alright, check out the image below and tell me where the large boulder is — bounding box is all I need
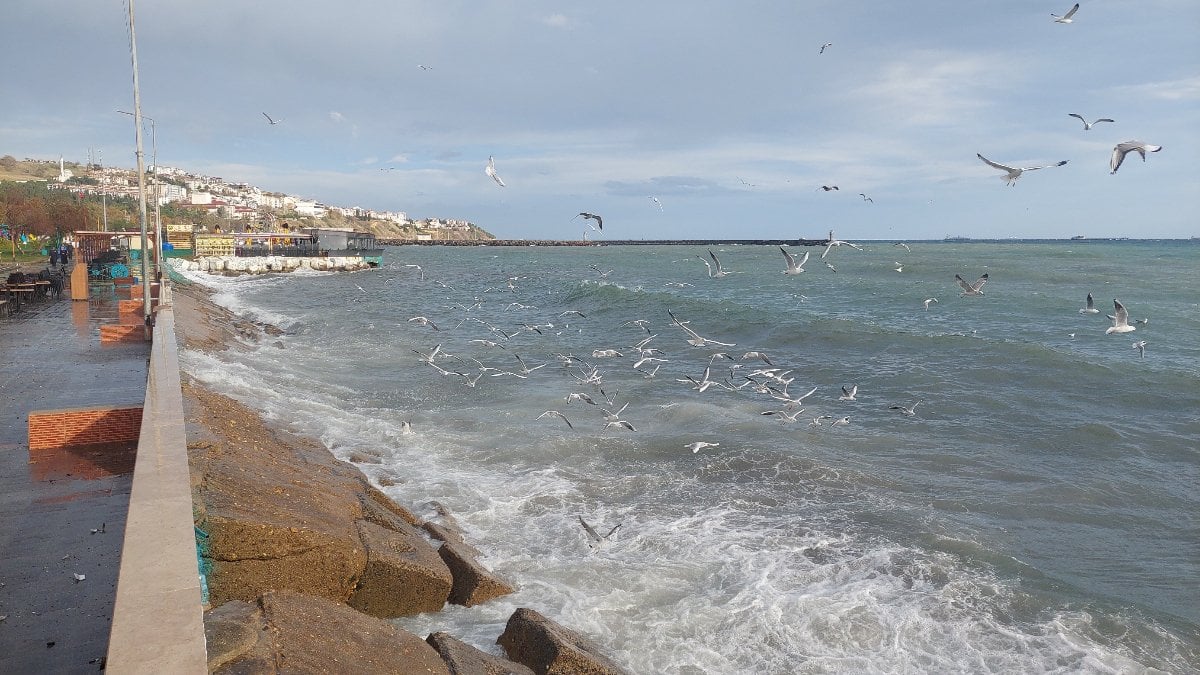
[187,382,449,616]
[427,631,535,675]
[439,540,516,608]
[205,591,449,674]
[347,520,453,617]
[497,608,628,675]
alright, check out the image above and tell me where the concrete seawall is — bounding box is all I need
[106,305,208,673]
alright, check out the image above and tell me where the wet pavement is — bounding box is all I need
[0,275,151,673]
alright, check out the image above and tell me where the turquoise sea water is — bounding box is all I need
[176,240,1199,674]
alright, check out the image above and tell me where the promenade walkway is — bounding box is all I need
[0,279,150,673]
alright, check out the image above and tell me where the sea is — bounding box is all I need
[172,240,1199,674]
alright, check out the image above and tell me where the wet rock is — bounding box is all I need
[206,591,449,674]
[347,520,453,617]
[439,540,515,607]
[497,608,628,675]
[427,631,535,675]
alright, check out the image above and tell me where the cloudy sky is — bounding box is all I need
[3,1,1198,240]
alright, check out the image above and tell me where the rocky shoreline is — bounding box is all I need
[173,284,629,674]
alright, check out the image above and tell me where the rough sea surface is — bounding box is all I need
[175,241,1199,674]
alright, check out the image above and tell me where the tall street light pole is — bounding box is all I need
[125,0,151,328]
[118,110,162,284]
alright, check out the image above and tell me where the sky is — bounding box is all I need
[2,1,1198,240]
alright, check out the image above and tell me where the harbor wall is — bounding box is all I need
[106,305,208,674]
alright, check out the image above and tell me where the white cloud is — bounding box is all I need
[540,13,572,29]
[849,51,1018,127]
[1111,75,1200,101]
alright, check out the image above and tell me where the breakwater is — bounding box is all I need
[380,238,831,247]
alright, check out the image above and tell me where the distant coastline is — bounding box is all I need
[379,237,1198,247]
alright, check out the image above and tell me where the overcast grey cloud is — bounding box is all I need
[2,0,1197,239]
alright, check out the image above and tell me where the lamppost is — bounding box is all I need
[118,109,162,283]
[125,0,151,328]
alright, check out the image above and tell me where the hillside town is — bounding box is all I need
[11,155,491,242]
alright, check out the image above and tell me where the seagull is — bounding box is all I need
[742,351,774,366]
[73,573,86,583]
[955,273,989,297]
[485,156,506,187]
[604,415,633,429]
[701,250,730,278]
[1110,141,1163,174]
[895,242,911,253]
[818,185,839,192]
[894,262,904,273]
[809,415,835,427]
[1132,340,1147,357]
[889,401,922,416]
[830,416,851,428]
[780,246,809,275]
[1068,113,1114,130]
[1135,317,1149,325]
[821,237,862,259]
[262,112,281,125]
[1105,299,1137,334]
[537,410,574,429]
[859,193,873,203]
[576,212,603,231]
[408,316,440,330]
[649,196,663,211]
[977,153,1069,186]
[924,298,939,310]
[819,42,833,54]
[1079,293,1100,314]
[417,64,433,70]
[686,441,720,454]
[824,261,837,273]
[578,516,621,547]
[1051,3,1080,22]
[839,385,858,401]
[737,176,757,188]
[565,392,596,405]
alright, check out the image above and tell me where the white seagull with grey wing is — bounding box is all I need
[977,153,1069,186]
[1051,3,1080,23]
[485,156,506,187]
[1110,141,1162,174]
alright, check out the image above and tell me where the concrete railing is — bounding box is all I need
[106,304,207,673]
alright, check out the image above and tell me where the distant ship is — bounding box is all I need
[1071,235,1086,240]
[944,235,971,242]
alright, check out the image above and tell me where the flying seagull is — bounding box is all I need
[686,441,720,454]
[576,212,603,231]
[1068,113,1114,130]
[859,193,873,203]
[649,196,663,211]
[1105,299,1136,334]
[485,156,506,187]
[977,153,1069,186]
[819,42,833,54]
[780,246,809,275]
[578,516,621,547]
[1079,293,1100,314]
[701,249,730,278]
[818,185,839,192]
[889,401,922,416]
[1110,141,1163,174]
[537,410,574,429]
[1051,3,1080,23]
[955,273,989,297]
[839,385,858,401]
[262,112,281,125]
[1132,340,1147,358]
[923,297,939,310]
